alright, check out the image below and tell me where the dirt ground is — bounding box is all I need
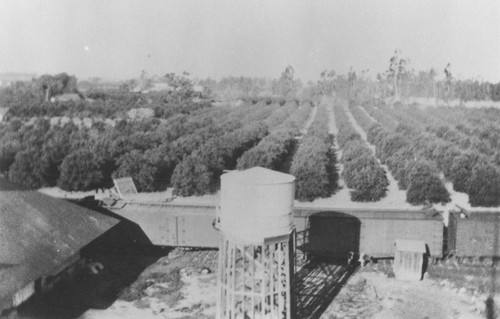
[76,249,496,319]
[80,249,218,319]
[322,269,488,319]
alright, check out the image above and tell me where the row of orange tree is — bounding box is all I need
[290,105,338,201]
[361,101,500,207]
[360,102,500,206]
[170,101,302,196]
[352,102,451,205]
[0,99,278,191]
[235,101,313,171]
[333,103,389,202]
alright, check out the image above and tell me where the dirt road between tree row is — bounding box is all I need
[342,101,408,205]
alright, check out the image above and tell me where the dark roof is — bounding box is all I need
[0,178,119,301]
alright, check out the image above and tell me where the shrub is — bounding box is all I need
[467,163,500,207]
[113,150,158,192]
[367,124,388,147]
[213,122,269,170]
[341,141,371,163]
[171,122,269,195]
[406,162,450,205]
[441,147,462,178]
[306,106,331,142]
[38,124,78,186]
[236,128,296,170]
[333,103,387,201]
[291,136,336,201]
[171,155,213,196]
[0,138,21,173]
[144,144,177,190]
[290,105,338,201]
[58,148,104,191]
[449,152,483,193]
[336,128,361,149]
[425,141,454,172]
[342,155,379,188]
[379,134,411,164]
[349,164,389,202]
[348,104,376,132]
[8,147,44,189]
[385,147,416,190]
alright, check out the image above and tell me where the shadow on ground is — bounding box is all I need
[295,257,358,319]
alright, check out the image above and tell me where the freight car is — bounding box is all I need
[106,201,444,259]
[293,207,443,259]
[107,201,220,248]
[447,211,500,260]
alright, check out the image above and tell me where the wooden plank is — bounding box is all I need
[271,242,277,319]
[263,244,267,317]
[278,242,284,318]
[251,245,255,319]
[230,242,236,319]
[241,244,245,316]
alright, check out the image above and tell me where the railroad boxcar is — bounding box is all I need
[109,202,443,259]
[447,211,500,257]
[110,201,220,248]
[294,207,443,258]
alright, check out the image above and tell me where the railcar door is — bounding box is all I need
[307,211,360,258]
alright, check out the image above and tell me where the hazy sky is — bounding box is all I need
[0,0,499,82]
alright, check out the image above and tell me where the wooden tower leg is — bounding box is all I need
[217,233,295,319]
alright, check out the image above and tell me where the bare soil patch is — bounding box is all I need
[74,249,496,319]
[321,264,488,319]
[81,249,218,319]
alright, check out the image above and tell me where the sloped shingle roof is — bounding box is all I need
[0,178,119,301]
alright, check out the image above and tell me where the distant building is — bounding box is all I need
[131,81,205,97]
[149,82,170,92]
[0,178,119,314]
[76,81,93,92]
[50,93,83,103]
[0,107,9,122]
[0,73,36,87]
[192,85,203,94]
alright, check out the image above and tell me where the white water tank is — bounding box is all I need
[219,167,295,243]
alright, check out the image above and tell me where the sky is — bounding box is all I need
[0,0,499,82]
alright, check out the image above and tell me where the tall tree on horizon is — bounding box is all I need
[430,68,437,105]
[387,49,409,102]
[318,69,336,96]
[444,63,453,102]
[274,65,301,98]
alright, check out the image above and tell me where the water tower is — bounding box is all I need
[216,167,296,319]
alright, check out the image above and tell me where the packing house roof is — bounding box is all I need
[0,178,119,302]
